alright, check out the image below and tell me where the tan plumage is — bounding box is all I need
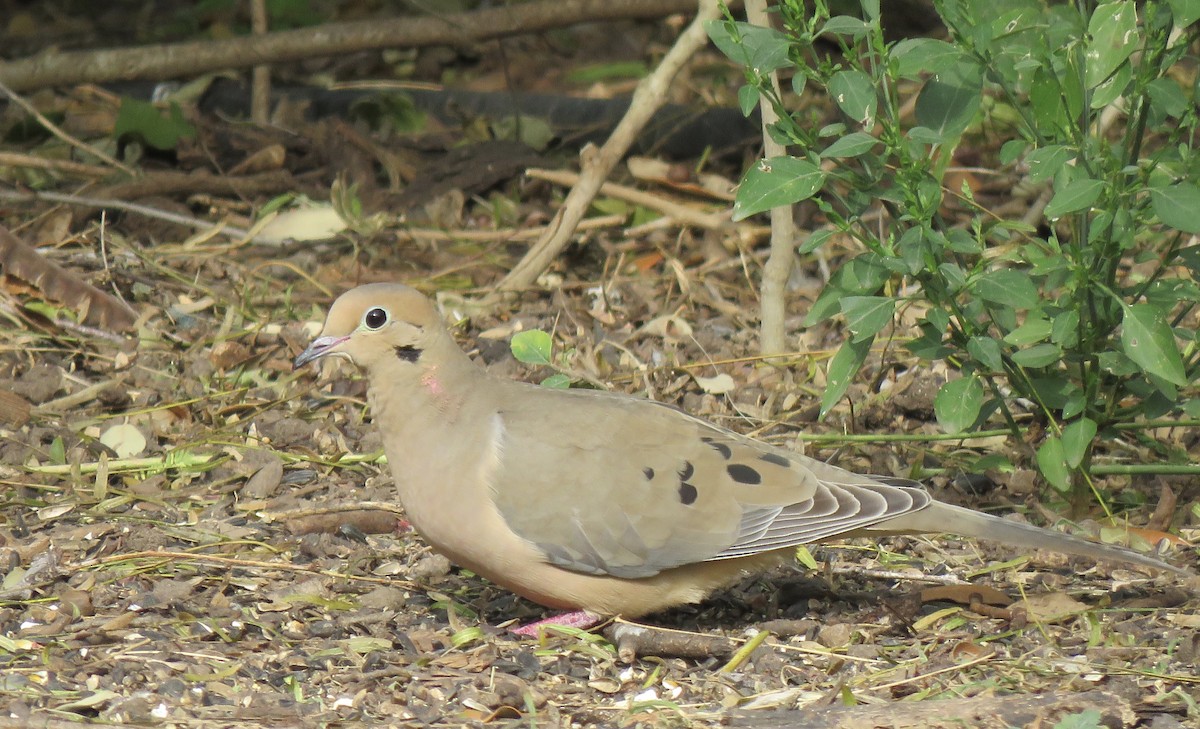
[294,283,1189,619]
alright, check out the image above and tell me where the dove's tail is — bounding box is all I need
[869,500,1191,575]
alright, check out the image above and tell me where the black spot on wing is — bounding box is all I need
[394,345,421,362]
[759,452,791,468]
[643,467,654,480]
[676,461,698,505]
[701,437,732,460]
[678,461,694,482]
[727,463,762,485]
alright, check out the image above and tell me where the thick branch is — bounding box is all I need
[0,0,696,93]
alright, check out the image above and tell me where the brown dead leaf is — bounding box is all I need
[920,584,1011,607]
[1018,592,1091,623]
[0,388,32,427]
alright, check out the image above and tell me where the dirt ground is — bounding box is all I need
[1,4,1198,728]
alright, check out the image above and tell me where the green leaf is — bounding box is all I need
[114,98,196,151]
[967,336,1003,373]
[1120,303,1188,386]
[828,69,877,127]
[1044,177,1104,219]
[805,254,891,325]
[1061,417,1097,469]
[1036,437,1071,493]
[1010,343,1062,368]
[1050,310,1080,346]
[1004,316,1052,345]
[1167,0,1200,27]
[1053,709,1105,729]
[540,373,572,389]
[935,375,984,434]
[819,15,870,39]
[1062,389,1087,420]
[971,269,1039,309]
[999,139,1028,166]
[820,337,872,419]
[892,38,963,77]
[1084,2,1138,89]
[733,156,826,221]
[840,296,895,343]
[1150,183,1200,233]
[798,228,835,255]
[1089,60,1131,109]
[821,132,879,158]
[794,545,820,570]
[49,436,66,466]
[510,330,553,365]
[914,65,982,142]
[1029,68,1066,137]
[1146,78,1189,118]
[737,84,760,116]
[705,21,793,73]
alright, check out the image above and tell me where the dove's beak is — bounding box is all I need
[293,334,350,370]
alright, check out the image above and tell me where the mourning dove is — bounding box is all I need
[295,284,1189,630]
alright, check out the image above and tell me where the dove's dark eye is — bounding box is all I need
[363,307,389,330]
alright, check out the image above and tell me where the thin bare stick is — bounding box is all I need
[250,0,270,124]
[0,151,112,178]
[527,168,730,231]
[399,213,627,243]
[0,188,252,239]
[0,79,137,176]
[493,0,725,296]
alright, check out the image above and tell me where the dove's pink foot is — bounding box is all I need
[510,610,602,637]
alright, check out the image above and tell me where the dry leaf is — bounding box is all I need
[253,205,347,244]
[693,373,736,394]
[99,423,147,458]
[1019,592,1090,623]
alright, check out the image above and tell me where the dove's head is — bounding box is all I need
[293,283,447,371]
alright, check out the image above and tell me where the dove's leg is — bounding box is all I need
[510,610,603,637]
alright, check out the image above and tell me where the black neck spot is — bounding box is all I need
[394,345,421,363]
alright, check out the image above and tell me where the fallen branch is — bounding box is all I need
[494,0,725,295]
[0,0,697,93]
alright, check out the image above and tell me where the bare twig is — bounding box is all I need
[250,0,270,124]
[527,167,730,231]
[0,151,113,178]
[0,79,137,176]
[0,188,253,239]
[399,213,627,243]
[0,0,698,93]
[493,0,725,296]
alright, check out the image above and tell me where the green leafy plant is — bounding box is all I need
[709,0,1200,505]
[510,330,573,388]
[114,98,196,151]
